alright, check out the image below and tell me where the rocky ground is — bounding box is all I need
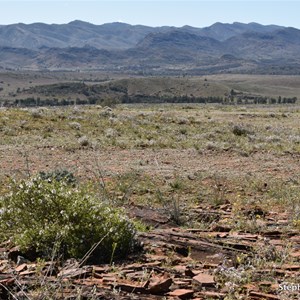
[0,204,300,299]
[1,148,300,299]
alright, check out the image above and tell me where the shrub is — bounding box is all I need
[232,124,251,136]
[30,108,43,118]
[69,121,81,130]
[78,135,89,146]
[0,176,136,263]
[39,169,77,185]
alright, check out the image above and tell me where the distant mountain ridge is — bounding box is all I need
[0,20,286,50]
[196,22,284,41]
[1,21,300,74]
[0,20,171,50]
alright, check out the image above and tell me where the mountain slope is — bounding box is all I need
[197,22,283,41]
[0,21,171,50]
[0,21,300,74]
[133,30,224,64]
[224,27,300,60]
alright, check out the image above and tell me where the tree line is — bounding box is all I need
[0,94,297,107]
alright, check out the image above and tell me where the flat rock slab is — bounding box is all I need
[280,264,300,271]
[15,263,27,273]
[169,289,194,299]
[249,291,280,299]
[193,273,215,287]
[116,282,147,294]
[290,250,300,258]
[148,277,173,294]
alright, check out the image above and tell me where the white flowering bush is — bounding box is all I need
[0,176,136,263]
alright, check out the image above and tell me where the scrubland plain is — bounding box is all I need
[0,73,300,299]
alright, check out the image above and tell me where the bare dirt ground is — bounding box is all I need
[1,146,300,181]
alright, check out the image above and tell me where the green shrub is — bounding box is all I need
[0,176,136,263]
[39,169,77,185]
[232,124,251,136]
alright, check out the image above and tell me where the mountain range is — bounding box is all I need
[1,20,300,74]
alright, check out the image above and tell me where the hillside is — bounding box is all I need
[1,72,299,107]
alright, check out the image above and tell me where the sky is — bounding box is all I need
[0,1,299,29]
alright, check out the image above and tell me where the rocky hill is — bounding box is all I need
[0,21,300,74]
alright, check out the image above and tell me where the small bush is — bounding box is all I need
[69,121,81,130]
[232,124,251,136]
[39,169,77,185]
[78,135,89,146]
[0,176,136,263]
[30,109,43,119]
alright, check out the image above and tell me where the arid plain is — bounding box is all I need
[0,72,300,299]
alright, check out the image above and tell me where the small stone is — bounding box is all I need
[187,174,196,180]
[173,265,186,273]
[19,270,36,276]
[199,291,226,299]
[15,263,27,273]
[169,289,194,299]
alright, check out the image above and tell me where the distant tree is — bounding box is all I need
[278,96,282,104]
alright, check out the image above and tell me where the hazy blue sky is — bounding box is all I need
[0,1,299,28]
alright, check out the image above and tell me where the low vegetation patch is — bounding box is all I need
[0,175,137,263]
